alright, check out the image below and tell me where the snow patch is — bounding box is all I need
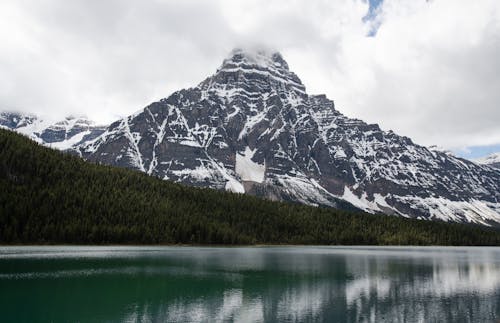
[179,139,202,147]
[474,152,500,166]
[238,112,266,140]
[171,165,212,181]
[48,130,91,150]
[225,179,245,193]
[341,187,376,212]
[235,147,265,183]
[334,148,347,159]
[340,187,401,215]
[395,195,500,226]
[275,175,336,207]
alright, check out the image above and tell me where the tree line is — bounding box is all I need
[1,128,500,245]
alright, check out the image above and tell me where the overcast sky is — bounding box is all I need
[1,0,499,157]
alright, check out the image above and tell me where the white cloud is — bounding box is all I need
[0,0,499,150]
[323,0,500,149]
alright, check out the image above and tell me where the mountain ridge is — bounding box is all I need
[475,152,500,170]
[0,111,106,150]
[73,49,500,226]
[2,49,499,226]
[2,127,500,245]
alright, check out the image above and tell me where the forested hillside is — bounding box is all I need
[1,128,500,245]
[75,49,500,224]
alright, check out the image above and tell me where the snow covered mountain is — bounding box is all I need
[0,111,106,150]
[75,48,500,226]
[475,153,500,170]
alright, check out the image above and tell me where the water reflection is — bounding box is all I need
[0,246,499,322]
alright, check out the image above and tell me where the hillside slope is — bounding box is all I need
[78,49,500,225]
[1,129,500,245]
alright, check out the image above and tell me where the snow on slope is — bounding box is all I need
[62,48,500,226]
[0,111,106,150]
[475,152,500,170]
[236,147,265,183]
[48,130,92,150]
[0,111,54,143]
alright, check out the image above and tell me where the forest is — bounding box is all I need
[1,128,500,245]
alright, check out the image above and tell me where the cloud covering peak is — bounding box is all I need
[0,0,499,152]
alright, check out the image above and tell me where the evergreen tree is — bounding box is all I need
[1,128,500,245]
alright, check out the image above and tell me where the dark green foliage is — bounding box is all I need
[1,128,500,245]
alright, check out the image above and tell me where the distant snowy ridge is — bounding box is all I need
[474,152,500,170]
[0,111,106,150]
[72,48,500,226]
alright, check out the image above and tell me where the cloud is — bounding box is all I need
[0,0,499,151]
[324,0,500,149]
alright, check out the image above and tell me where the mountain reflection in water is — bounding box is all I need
[0,246,499,322]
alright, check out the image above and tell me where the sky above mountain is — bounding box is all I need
[0,0,499,155]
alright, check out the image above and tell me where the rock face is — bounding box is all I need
[75,49,500,225]
[0,111,106,150]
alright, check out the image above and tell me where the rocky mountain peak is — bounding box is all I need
[222,48,289,71]
[200,48,306,97]
[72,49,500,226]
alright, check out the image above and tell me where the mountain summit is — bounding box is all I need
[72,49,500,225]
[200,47,307,100]
[221,48,291,70]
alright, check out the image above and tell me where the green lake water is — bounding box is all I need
[0,246,499,322]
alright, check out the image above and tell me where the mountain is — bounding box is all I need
[76,48,500,226]
[3,128,500,245]
[475,153,500,170]
[427,145,454,156]
[0,111,106,150]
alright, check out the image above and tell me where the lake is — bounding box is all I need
[0,246,499,322]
